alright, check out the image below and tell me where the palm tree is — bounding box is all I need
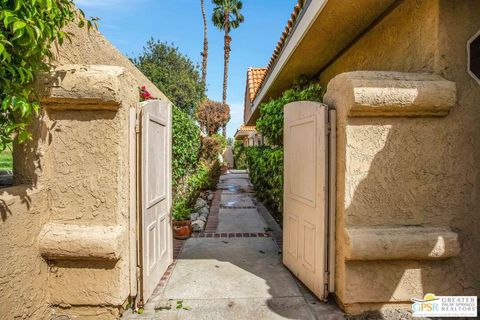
[200,0,208,85]
[212,0,244,137]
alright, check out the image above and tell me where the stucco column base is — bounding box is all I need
[335,299,414,318]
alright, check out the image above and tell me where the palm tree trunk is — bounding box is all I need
[222,13,230,138]
[222,33,231,137]
[201,0,208,85]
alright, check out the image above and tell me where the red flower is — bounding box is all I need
[139,86,154,101]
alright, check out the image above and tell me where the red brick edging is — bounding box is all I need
[153,237,185,293]
[156,261,176,290]
[204,189,221,232]
[193,232,271,238]
[173,238,185,259]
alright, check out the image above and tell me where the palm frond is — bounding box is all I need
[211,0,244,32]
[212,7,225,29]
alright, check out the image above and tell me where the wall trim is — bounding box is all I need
[344,226,460,261]
[37,64,133,111]
[38,223,124,261]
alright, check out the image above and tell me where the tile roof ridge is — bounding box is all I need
[253,0,306,101]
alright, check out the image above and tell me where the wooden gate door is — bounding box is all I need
[140,100,173,302]
[283,101,335,300]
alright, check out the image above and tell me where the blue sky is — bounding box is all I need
[74,0,294,138]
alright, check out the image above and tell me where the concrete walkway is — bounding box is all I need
[124,171,344,320]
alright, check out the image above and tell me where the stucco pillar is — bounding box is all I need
[324,71,462,315]
[34,65,138,319]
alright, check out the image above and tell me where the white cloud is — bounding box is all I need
[74,0,134,10]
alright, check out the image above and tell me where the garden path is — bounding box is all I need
[124,170,344,320]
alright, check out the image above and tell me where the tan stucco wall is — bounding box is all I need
[223,146,234,168]
[1,65,138,320]
[0,187,50,320]
[321,0,480,315]
[0,17,172,318]
[319,0,441,86]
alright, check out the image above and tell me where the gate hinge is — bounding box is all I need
[326,122,331,136]
[324,271,330,284]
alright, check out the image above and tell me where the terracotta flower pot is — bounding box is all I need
[173,220,192,240]
[221,165,229,174]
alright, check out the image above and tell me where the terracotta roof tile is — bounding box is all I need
[253,0,306,101]
[246,67,268,102]
[238,124,257,132]
[235,124,257,139]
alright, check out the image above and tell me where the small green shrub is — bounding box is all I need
[233,140,247,169]
[205,160,221,190]
[172,160,221,221]
[172,197,191,221]
[256,83,324,146]
[246,146,283,214]
[186,163,210,199]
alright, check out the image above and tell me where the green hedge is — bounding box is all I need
[233,140,247,169]
[256,83,324,146]
[172,106,201,193]
[246,146,283,213]
[171,106,221,220]
[186,161,221,196]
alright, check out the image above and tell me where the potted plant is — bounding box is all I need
[220,163,229,175]
[172,199,193,240]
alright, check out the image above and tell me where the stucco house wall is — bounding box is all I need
[0,20,171,320]
[320,0,480,314]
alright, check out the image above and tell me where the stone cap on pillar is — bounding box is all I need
[324,71,457,117]
[37,64,137,111]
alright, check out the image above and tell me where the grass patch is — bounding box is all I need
[0,146,13,171]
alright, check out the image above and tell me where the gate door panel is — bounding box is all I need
[140,100,173,302]
[283,101,331,300]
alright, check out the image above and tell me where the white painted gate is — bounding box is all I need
[283,101,335,300]
[140,100,173,302]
